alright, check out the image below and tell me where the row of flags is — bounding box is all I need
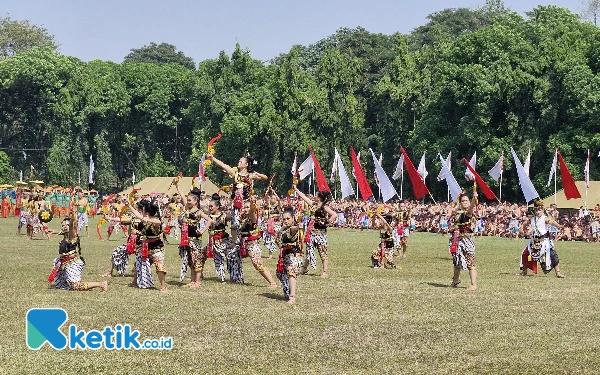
[292,146,595,204]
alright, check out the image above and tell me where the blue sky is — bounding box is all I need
[3,0,582,64]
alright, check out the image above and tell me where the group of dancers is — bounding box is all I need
[42,150,567,301]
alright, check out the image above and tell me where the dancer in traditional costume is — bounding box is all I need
[205,193,244,284]
[519,202,565,278]
[371,213,397,269]
[75,191,89,237]
[449,192,478,291]
[262,188,282,259]
[276,207,304,304]
[293,186,337,278]
[48,214,107,292]
[126,200,167,291]
[175,182,209,287]
[208,154,267,243]
[393,202,411,258]
[239,199,277,287]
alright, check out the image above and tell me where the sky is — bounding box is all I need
[3,0,583,64]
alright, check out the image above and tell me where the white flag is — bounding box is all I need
[585,149,590,189]
[132,172,136,186]
[417,152,428,180]
[523,149,531,177]
[488,153,504,182]
[370,149,398,202]
[392,155,404,180]
[546,149,557,187]
[330,151,339,183]
[511,148,539,203]
[291,152,297,176]
[88,155,95,184]
[298,154,314,180]
[19,170,23,182]
[439,154,463,202]
[198,154,206,184]
[465,152,477,181]
[335,149,354,199]
[437,152,451,181]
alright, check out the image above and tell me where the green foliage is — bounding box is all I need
[123,42,195,70]
[0,7,598,199]
[0,16,58,59]
[0,151,11,183]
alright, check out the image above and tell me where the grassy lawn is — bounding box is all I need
[1,216,599,374]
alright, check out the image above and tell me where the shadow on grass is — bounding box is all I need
[261,292,287,301]
[424,282,453,288]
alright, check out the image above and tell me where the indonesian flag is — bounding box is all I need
[335,148,354,199]
[417,152,428,179]
[198,154,206,184]
[350,147,373,201]
[392,155,404,180]
[88,155,95,184]
[400,147,430,200]
[523,149,531,177]
[585,149,590,189]
[330,151,339,183]
[370,149,398,202]
[465,152,477,181]
[511,148,539,203]
[439,154,462,202]
[309,147,331,192]
[298,154,314,180]
[437,152,451,181]
[546,149,557,188]
[557,150,581,199]
[462,158,498,200]
[488,152,504,183]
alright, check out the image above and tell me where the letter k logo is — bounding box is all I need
[26,308,68,350]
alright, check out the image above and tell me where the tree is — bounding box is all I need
[0,16,59,59]
[581,0,600,25]
[0,151,11,183]
[123,42,195,70]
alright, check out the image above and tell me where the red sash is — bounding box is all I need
[267,218,276,235]
[449,230,460,254]
[180,222,189,247]
[233,192,243,209]
[304,220,314,243]
[207,232,226,258]
[141,240,149,260]
[48,256,75,282]
[396,224,404,236]
[521,248,538,274]
[126,234,137,254]
[163,225,171,235]
[276,252,284,273]
[380,242,386,262]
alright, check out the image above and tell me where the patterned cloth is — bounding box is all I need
[179,238,206,281]
[305,231,328,270]
[262,223,282,255]
[276,253,303,299]
[77,212,89,230]
[135,251,166,289]
[449,237,475,270]
[212,238,244,283]
[53,258,86,290]
[111,244,130,276]
[246,240,265,272]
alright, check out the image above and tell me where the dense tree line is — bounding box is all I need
[0,3,598,202]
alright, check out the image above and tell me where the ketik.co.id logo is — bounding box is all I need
[26,308,172,350]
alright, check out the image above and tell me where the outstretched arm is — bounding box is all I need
[209,156,236,178]
[293,185,314,206]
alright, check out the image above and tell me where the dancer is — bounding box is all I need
[393,201,411,257]
[48,213,107,292]
[126,200,167,291]
[276,207,303,304]
[519,202,565,278]
[371,213,398,269]
[449,192,478,291]
[207,153,267,243]
[239,199,277,287]
[293,186,337,278]
[262,187,282,259]
[206,193,244,284]
[75,191,90,237]
[175,182,209,287]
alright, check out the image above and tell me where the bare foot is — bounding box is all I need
[556,273,566,278]
[451,279,461,287]
[101,281,108,292]
[321,272,328,278]
[160,286,167,292]
[467,284,477,291]
[128,282,138,288]
[287,296,296,304]
[101,272,112,278]
[182,282,196,288]
[267,283,278,289]
[299,268,308,275]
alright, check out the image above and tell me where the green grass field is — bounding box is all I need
[1,216,599,374]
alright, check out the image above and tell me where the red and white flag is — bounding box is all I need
[488,152,504,183]
[465,152,476,181]
[298,154,314,180]
[546,149,557,188]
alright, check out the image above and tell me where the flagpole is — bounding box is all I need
[447,186,450,202]
[400,169,404,200]
[499,171,503,202]
[312,168,315,196]
[554,151,557,205]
